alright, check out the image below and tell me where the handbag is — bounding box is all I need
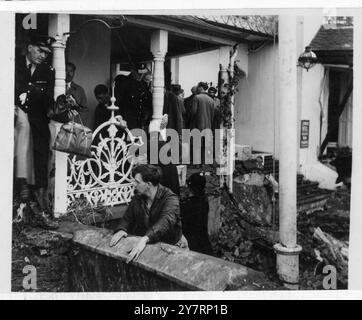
[53,114,93,158]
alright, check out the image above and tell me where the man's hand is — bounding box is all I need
[68,109,79,119]
[126,236,149,264]
[67,94,77,105]
[109,230,128,247]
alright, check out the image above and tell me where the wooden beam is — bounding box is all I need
[166,45,220,60]
[125,16,238,46]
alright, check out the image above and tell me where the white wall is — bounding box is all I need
[299,64,326,173]
[234,14,327,172]
[68,20,111,128]
[234,43,280,156]
[171,16,335,180]
[171,49,221,96]
[298,14,328,173]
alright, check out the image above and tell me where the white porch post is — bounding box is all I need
[273,15,302,289]
[48,14,70,217]
[150,30,168,133]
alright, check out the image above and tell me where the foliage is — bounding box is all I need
[66,197,113,227]
[219,63,244,129]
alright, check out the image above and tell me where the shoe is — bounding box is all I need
[29,201,59,230]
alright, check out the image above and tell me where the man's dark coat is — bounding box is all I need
[114,184,182,245]
[114,74,152,130]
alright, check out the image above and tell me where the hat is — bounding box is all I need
[187,172,206,195]
[28,33,55,53]
[171,84,182,95]
[198,82,209,91]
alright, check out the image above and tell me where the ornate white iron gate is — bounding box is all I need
[66,92,143,208]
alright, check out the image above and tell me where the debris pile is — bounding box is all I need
[12,225,71,292]
[213,186,278,277]
[297,192,350,289]
[65,197,113,227]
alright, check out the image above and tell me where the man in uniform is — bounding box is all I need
[14,33,58,229]
[114,64,153,131]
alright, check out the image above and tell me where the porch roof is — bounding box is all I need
[69,14,276,65]
[309,26,353,66]
[86,14,275,46]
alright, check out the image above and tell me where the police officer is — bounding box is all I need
[14,33,58,229]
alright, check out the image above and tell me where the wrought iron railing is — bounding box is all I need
[66,85,143,208]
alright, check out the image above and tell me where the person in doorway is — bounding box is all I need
[65,62,88,124]
[189,82,216,164]
[114,65,153,131]
[14,33,58,229]
[110,164,187,263]
[163,84,185,137]
[93,84,112,130]
[208,86,220,108]
[208,86,221,133]
[183,85,197,129]
[189,82,215,131]
[180,172,213,255]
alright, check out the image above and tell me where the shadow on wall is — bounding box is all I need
[67,20,111,128]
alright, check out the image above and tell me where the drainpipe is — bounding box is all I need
[273,15,302,289]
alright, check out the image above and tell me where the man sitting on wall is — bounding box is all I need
[110,164,187,263]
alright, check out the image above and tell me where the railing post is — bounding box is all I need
[150,30,168,133]
[48,14,69,217]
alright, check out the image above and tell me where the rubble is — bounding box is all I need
[11,161,350,291]
[12,224,71,292]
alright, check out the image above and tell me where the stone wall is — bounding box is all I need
[69,228,272,291]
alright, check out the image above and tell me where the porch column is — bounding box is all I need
[150,30,168,133]
[48,14,70,217]
[273,15,302,289]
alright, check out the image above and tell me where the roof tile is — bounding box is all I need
[309,26,353,51]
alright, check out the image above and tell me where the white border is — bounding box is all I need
[1,0,362,300]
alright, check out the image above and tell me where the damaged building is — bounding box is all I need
[11,13,352,291]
